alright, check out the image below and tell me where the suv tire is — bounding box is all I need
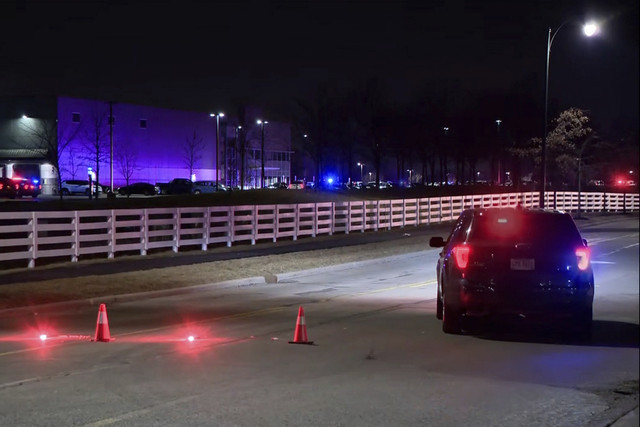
[442,289,463,334]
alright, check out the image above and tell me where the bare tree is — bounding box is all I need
[82,110,110,188]
[62,147,83,179]
[115,143,139,187]
[19,118,80,200]
[182,129,205,179]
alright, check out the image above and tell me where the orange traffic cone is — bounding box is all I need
[289,306,314,345]
[93,304,111,342]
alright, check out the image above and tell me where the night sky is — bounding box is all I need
[1,0,638,138]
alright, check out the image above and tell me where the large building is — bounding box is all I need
[0,96,292,193]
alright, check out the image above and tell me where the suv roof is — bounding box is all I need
[465,207,582,246]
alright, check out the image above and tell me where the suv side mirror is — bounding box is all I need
[429,236,446,248]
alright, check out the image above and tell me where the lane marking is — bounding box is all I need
[116,306,287,337]
[586,233,639,246]
[601,242,640,256]
[354,280,436,296]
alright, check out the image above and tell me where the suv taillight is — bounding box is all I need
[452,245,471,270]
[575,247,591,271]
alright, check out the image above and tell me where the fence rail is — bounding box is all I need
[1,191,638,269]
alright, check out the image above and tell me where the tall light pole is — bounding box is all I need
[540,20,600,208]
[210,112,224,188]
[357,162,364,182]
[443,127,449,185]
[407,169,413,184]
[257,119,268,188]
[495,119,502,185]
[209,113,224,191]
[236,125,243,190]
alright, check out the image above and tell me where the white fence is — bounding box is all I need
[1,191,638,269]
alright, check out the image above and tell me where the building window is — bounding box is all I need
[140,119,147,129]
[71,113,81,123]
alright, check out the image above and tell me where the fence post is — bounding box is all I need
[28,212,36,268]
[330,202,335,236]
[203,207,210,251]
[141,209,148,256]
[110,210,116,258]
[173,208,179,253]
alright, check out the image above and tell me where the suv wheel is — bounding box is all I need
[442,288,463,334]
[436,284,443,320]
[570,306,593,342]
[61,188,70,195]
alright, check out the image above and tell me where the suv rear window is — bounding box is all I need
[469,210,582,246]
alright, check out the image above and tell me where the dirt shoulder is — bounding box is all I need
[0,228,437,310]
[0,213,634,311]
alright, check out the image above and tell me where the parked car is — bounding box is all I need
[288,180,305,190]
[429,207,594,338]
[60,179,101,196]
[268,182,288,190]
[117,182,159,196]
[365,181,392,189]
[16,178,42,198]
[192,180,228,194]
[0,177,19,198]
[156,178,193,195]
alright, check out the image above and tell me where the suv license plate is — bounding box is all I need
[511,258,535,270]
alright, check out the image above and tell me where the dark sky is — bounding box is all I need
[1,0,638,137]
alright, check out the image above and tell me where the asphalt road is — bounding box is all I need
[0,215,637,426]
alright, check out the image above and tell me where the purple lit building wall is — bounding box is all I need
[58,97,218,187]
[1,96,292,193]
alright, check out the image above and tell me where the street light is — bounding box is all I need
[407,169,413,184]
[443,127,450,185]
[540,19,600,208]
[210,112,225,188]
[357,162,364,182]
[257,119,268,188]
[495,119,502,185]
[236,125,243,190]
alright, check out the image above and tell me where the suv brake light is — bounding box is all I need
[452,245,471,270]
[575,247,590,271]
